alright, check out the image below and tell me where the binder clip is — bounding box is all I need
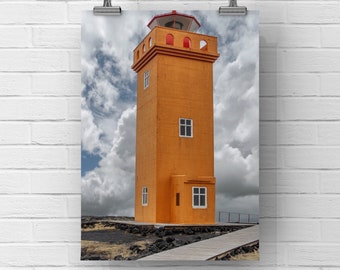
[219,0,247,15]
[93,0,122,15]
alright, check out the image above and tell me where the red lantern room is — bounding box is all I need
[147,10,201,32]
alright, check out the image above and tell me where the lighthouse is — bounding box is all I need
[132,11,219,224]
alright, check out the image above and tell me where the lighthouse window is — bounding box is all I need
[179,118,193,138]
[200,40,208,50]
[166,34,174,45]
[142,186,148,206]
[192,187,207,208]
[183,37,191,48]
[176,193,180,206]
[144,70,150,89]
[165,21,183,30]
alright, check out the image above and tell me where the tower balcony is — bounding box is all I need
[132,26,219,72]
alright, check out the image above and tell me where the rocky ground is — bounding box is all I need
[81,216,257,261]
[210,241,259,261]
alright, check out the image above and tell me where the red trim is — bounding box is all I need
[147,10,201,29]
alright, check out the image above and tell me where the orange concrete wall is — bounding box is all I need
[155,54,215,223]
[134,56,158,223]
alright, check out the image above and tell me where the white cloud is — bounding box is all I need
[80,12,150,156]
[81,98,104,154]
[82,106,136,216]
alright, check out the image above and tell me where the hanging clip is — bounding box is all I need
[219,0,247,15]
[93,0,122,15]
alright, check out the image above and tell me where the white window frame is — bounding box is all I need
[144,70,150,89]
[142,186,148,206]
[192,187,207,209]
[179,118,193,138]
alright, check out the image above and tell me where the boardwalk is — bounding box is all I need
[139,224,259,261]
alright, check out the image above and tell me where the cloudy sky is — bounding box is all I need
[81,10,259,218]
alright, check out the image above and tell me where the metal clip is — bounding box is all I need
[93,0,122,15]
[219,0,247,15]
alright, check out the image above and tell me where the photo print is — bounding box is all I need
[81,10,259,261]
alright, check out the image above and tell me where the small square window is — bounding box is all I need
[144,71,150,89]
[179,118,193,138]
[192,187,207,208]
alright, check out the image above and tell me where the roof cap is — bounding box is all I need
[148,10,200,32]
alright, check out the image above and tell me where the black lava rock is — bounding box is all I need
[184,228,195,235]
[114,255,124,260]
[194,236,202,242]
[132,227,140,234]
[164,229,173,236]
[166,236,175,243]
[155,229,165,237]
[129,244,141,252]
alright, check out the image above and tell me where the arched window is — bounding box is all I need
[142,44,146,52]
[183,37,191,48]
[149,37,152,48]
[136,50,140,60]
[200,40,208,51]
[166,34,174,45]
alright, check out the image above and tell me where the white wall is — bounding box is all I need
[0,0,340,269]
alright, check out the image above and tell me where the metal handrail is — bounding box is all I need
[218,211,259,224]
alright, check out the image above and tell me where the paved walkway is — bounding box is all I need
[139,224,259,261]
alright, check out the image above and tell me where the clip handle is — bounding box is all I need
[93,0,122,15]
[229,0,238,7]
[103,0,112,7]
[219,0,247,15]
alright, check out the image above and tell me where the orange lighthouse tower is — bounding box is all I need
[132,11,219,224]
